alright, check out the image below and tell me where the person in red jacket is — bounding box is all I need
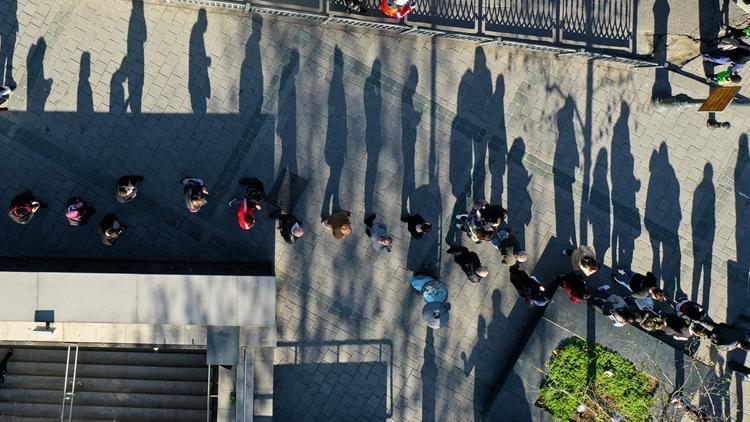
[381,0,416,18]
[236,198,256,230]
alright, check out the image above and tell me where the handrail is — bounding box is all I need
[59,346,71,422]
[66,346,79,422]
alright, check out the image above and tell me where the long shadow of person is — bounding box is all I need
[400,65,420,217]
[0,0,18,87]
[650,0,671,99]
[321,47,347,220]
[239,17,263,118]
[590,149,610,265]
[470,48,492,201]
[189,9,211,114]
[77,52,94,132]
[691,163,715,307]
[644,143,682,300]
[26,37,52,116]
[553,96,580,247]
[278,50,299,174]
[364,59,383,217]
[488,74,508,205]
[610,102,640,270]
[507,138,532,250]
[118,0,146,114]
[421,328,437,422]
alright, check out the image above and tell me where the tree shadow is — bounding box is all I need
[488,74,507,205]
[320,47,347,220]
[278,50,300,174]
[553,96,579,247]
[0,0,17,87]
[364,59,383,217]
[644,143,682,300]
[189,8,211,115]
[421,329,437,422]
[691,163,715,308]
[589,148,610,265]
[26,37,52,116]
[77,52,94,132]
[610,102,640,270]
[507,137,532,250]
[400,65,420,217]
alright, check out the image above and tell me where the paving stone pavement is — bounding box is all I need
[2,0,750,420]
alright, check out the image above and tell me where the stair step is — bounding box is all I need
[0,388,207,409]
[0,348,206,367]
[6,362,207,381]
[0,402,206,421]
[1,375,207,395]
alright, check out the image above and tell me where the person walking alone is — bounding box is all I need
[270,211,304,244]
[8,192,43,225]
[446,245,488,283]
[181,177,209,213]
[324,210,353,240]
[365,213,393,252]
[116,175,144,203]
[99,214,126,246]
[401,213,432,239]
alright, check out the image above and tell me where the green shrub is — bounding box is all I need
[538,337,657,421]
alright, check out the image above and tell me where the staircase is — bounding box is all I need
[0,346,210,421]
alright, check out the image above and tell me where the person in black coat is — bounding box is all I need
[269,211,304,244]
[509,264,548,306]
[116,175,144,203]
[99,214,126,246]
[401,214,432,239]
[446,245,488,283]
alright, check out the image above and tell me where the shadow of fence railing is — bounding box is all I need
[168,0,657,68]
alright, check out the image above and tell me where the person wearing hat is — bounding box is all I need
[446,245,488,283]
[380,0,416,18]
[324,210,353,240]
[99,214,127,246]
[8,192,43,225]
[509,264,548,307]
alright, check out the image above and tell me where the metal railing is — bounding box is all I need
[164,0,661,68]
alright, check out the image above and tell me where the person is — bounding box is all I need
[365,213,393,252]
[639,312,666,332]
[401,214,432,239]
[269,211,304,244]
[509,264,548,307]
[555,272,590,304]
[707,69,742,85]
[408,273,448,303]
[181,177,209,213]
[99,214,126,246]
[612,269,667,307]
[324,210,353,240]
[0,349,13,384]
[380,0,415,18]
[8,192,43,224]
[116,175,144,203]
[238,177,265,210]
[663,314,710,341]
[235,197,256,230]
[564,245,599,276]
[346,0,367,14]
[64,197,93,226]
[591,285,639,327]
[476,201,507,228]
[446,245,488,283]
[491,227,528,266]
[674,298,706,322]
[704,48,750,84]
[422,302,450,329]
[702,320,750,351]
[0,85,12,112]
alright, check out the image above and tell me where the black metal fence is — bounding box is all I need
[166,0,660,68]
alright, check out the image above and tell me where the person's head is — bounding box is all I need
[291,226,305,238]
[650,287,667,302]
[118,185,135,197]
[378,235,393,247]
[731,74,743,83]
[618,308,639,325]
[641,315,666,331]
[475,266,489,278]
[580,256,599,273]
[417,222,432,234]
[515,251,528,263]
[340,223,352,235]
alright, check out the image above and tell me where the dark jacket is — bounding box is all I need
[629,272,658,298]
[279,214,301,244]
[116,175,143,203]
[402,214,427,239]
[447,246,483,283]
[664,314,691,339]
[556,272,588,304]
[99,215,124,246]
[710,323,748,350]
[509,266,541,299]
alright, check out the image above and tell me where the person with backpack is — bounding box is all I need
[181,177,209,213]
[99,214,126,246]
[116,175,144,203]
[8,192,43,224]
[64,197,93,226]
